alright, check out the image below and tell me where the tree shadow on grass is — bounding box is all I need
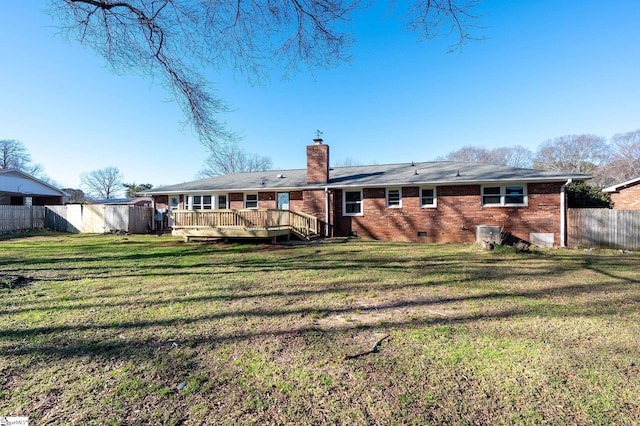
[4,252,637,317]
[2,277,638,359]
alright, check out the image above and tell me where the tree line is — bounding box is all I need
[439,129,640,188]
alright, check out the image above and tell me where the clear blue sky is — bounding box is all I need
[1,1,639,190]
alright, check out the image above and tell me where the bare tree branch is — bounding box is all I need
[46,0,482,150]
[406,0,485,51]
[0,139,47,178]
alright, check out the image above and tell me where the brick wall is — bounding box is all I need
[333,183,563,244]
[303,189,325,217]
[303,189,328,236]
[610,182,640,210]
[289,191,304,212]
[229,193,244,209]
[153,195,168,210]
[258,192,276,209]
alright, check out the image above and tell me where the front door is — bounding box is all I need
[277,192,290,210]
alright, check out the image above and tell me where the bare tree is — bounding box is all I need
[490,145,533,168]
[333,156,363,167]
[62,188,88,203]
[533,134,611,175]
[608,129,640,182]
[443,145,490,163]
[442,145,533,167]
[0,139,44,176]
[80,166,124,199]
[46,1,481,150]
[198,144,273,177]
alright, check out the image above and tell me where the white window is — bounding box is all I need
[386,188,402,208]
[505,185,525,205]
[189,195,212,210]
[169,196,180,211]
[343,189,363,216]
[482,185,526,206]
[217,194,228,209]
[245,193,258,209]
[420,187,437,208]
[482,186,502,205]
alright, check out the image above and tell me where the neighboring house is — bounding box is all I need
[93,197,153,207]
[603,177,640,210]
[0,169,66,205]
[144,139,590,246]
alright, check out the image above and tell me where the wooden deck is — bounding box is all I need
[171,209,319,241]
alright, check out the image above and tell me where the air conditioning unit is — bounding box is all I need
[476,225,502,244]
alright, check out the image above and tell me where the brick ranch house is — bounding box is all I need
[603,177,640,210]
[144,139,590,246]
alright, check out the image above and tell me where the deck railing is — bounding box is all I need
[172,209,318,239]
[289,210,319,238]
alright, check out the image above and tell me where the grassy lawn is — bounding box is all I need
[1,232,639,425]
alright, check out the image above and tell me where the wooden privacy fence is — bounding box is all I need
[568,208,640,250]
[0,206,46,232]
[46,205,153,234]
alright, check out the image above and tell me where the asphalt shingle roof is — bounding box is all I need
[144,161,590,194]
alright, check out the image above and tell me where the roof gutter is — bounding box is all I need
[323,177,590,190]
[560,178,572,247]
[143,176,591,196]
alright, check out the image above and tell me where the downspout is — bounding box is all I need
[150,195,156,232]
[325,187,330,238]
[560,179,572,247]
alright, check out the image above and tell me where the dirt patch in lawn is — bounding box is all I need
[314,299,453,330]
[158,240,186,247]
[0,274,34,290]
[253,244,293,251]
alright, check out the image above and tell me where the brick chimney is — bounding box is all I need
[306,137,330,184]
